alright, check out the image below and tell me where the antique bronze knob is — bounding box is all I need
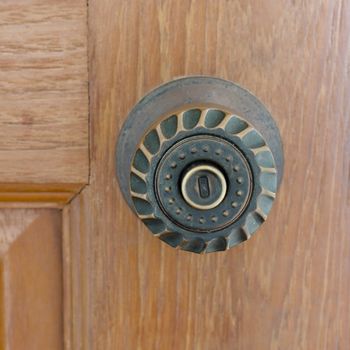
[116,76,283,253]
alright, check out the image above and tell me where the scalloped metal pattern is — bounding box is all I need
[130,106,277,254]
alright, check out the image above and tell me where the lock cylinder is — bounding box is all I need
[180,162,227,210]
[116,77,283,253]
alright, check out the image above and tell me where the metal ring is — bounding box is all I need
[181,164,227,210]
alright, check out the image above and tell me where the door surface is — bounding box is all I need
[0,0,349,349]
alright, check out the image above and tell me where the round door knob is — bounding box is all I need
[116,76,284,254]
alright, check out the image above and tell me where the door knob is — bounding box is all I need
[116,76,283,253]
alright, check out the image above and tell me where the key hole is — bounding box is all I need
[198,176,210,198]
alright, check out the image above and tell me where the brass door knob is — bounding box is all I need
[116,76,283,254]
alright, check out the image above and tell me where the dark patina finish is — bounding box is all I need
[156,135,252,233]
[116,76,284,253]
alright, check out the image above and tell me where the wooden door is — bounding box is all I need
[1,0,349,349]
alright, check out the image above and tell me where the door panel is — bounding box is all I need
[0,0,89,200]
[0,209,63,350]
[85,0,350,349]
[0,1,88,348]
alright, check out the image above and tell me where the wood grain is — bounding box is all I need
[82,0,350,349]
[0,209,63,350]
[0,0,89,198]
[63,195,90,350]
